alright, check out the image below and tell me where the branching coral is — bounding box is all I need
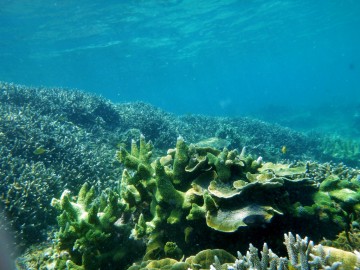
[50,183,144,269]
[210,232,358,270]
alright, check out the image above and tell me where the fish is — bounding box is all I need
[281,146,287,154]
[33,147,46,155]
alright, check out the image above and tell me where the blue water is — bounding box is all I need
[1,0,360,118]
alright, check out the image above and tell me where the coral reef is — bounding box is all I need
[0,82,122,250]
[178,114,319,162]
[15,135,360,269]
[128,233,360,270]
[49,183,144,269]
[0,81,339,252]
[0,82,121,130]
[115,102,179,149]
[321,229,360,252]
[2,81,360,268]
[117,135,360,261]
[225,232,360,270]
[321,135,360,167]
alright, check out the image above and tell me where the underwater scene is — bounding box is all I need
[1,1,360,269]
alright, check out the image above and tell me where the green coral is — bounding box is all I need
[50,183,144,269]
[45,136,360,268]
[321,136,360,166]
[321,227,360,252]
[17,136,360,269]
[117,136,344,260]
[116,134,153,170]
[164,242,183,260]
[313,170,360,230]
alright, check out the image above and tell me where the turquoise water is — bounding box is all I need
[2,2,360,268]
[1,0,360,118]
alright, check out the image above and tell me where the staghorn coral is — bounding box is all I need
[0,82,124,250]
[211,232,358,270]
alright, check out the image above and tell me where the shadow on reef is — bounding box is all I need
[17,135,360,269]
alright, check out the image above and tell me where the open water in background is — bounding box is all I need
[1,0,360,133]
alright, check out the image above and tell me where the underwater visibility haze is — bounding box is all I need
[1,0,360,119]
[1,1,360,269]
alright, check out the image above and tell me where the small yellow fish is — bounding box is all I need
[281,146,287,154]
[33,147,46,155]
